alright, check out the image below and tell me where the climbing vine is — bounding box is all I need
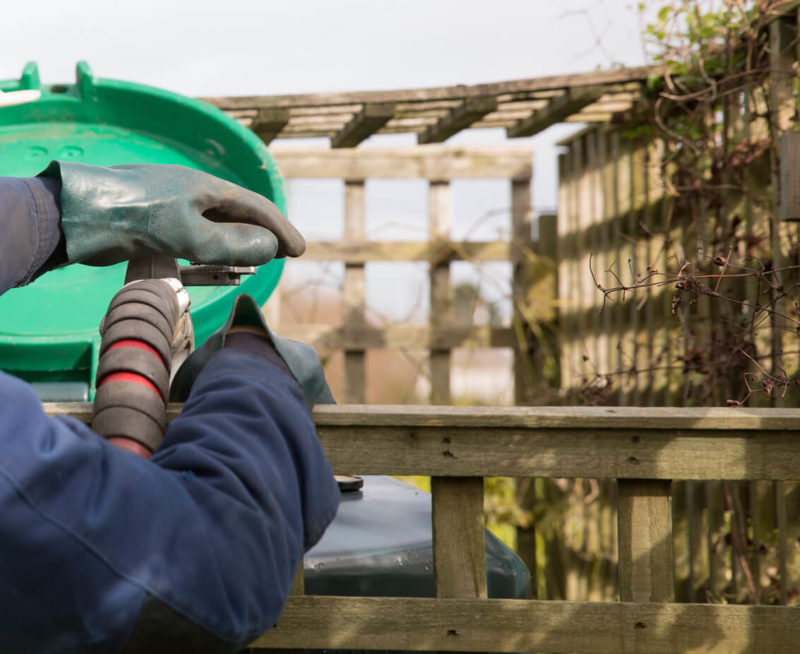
[590,0,800,407]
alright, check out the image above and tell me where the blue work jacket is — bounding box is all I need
[0,176,339,652]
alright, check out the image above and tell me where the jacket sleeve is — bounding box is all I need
[0,176,63,295]
[0,349,339,651]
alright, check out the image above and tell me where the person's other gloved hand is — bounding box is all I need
[38,161,304,267]
[170,294,334,409]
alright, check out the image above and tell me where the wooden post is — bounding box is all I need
[431,476,488,599]
[429,180,452,404]
[557,152,573,394]
[344,181,366,403]
[511,175,533,404]
[768,14,796,401]
[617,479,675,603]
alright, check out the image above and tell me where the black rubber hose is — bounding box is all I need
[91,280,179,457]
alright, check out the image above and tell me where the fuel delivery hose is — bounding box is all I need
[91,279,191,458]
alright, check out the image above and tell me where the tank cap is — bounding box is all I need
[335,475,364,492]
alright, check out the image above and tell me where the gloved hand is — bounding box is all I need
[38,161,304,267]
[170,294,334,409]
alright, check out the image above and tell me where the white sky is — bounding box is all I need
[2,0,654,324]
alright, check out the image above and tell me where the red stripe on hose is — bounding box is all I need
[107,437,152,459]
[98,371,161,396]
[108,339,165,366]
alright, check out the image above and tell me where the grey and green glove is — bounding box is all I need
[170,294,334,409]
[39,161,304,266]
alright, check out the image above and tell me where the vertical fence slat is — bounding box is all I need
[687,479,709,602]
[344,180,366,403]
[511,176,533,404]
[607,132,624,404]
[290,562,305,596]
[431,476,488,599]
[769,15,796,397]
[630,142,648,405]
[557,153,573,394]
[618,479,675,603]
[584,132,601,384]
[429,180,452,404]
[598,129,613,397]
[616,136,634,404]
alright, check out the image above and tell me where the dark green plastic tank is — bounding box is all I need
[0,63,530,603]
[306,476,530,599]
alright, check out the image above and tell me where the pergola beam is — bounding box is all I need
[417,97,498,144]
[252,108,290,144]
[202,65,661,110]
[331,103,396,148]
[506,85,606,138]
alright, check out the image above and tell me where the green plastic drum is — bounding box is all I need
[0,62,287,400]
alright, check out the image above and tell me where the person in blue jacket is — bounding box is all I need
[0,163,339,653]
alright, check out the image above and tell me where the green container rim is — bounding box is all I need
[0,62,288,395]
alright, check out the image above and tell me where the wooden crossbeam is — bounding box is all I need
[418,97,498,144]
[252,108,290,144]
[43,404,800,480]
[202,65,660,110]
[272,146,533,180]
[249,596,800,653]
[507,86,606,138]
[270,324,517,350]
[331,103,396,148]
[301,240,521,263]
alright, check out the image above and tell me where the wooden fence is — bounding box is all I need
[556,8,800,408]
[270,145,556,406]
[550,9,800,606]
[46,402,800,652]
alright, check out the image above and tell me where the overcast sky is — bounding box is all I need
[2,0,648,97]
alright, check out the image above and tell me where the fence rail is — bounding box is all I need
[44,402,800,653]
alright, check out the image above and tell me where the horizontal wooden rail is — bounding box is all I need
[273,324,518,350]
[251,596,800,653]
[44,404,800,481]
[302,239,537,263]
[272,146,533,180]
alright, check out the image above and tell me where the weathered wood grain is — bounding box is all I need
[331,103,396,148]
[302,239,519,263]
[343,181,366,403]
[44,403,800,430]
[511,177,534,403]
[252,596,800,653]
[43,404,800,480]
[618,479,674,602]
[418,97,498,144]
[507,86,606,138]
[432,477,487,599]
[779,129,800,220]
[263,324,518,350]
[429,180,452,404]
[203,65,660,110]
[272,146,533,181]
[252,108,290,144]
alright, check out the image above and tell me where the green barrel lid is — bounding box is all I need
[0,62,287,397]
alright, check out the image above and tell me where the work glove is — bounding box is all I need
[170,294,334,409]
[38,161,304,267]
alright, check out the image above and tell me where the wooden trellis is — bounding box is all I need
[270,145,556,405]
